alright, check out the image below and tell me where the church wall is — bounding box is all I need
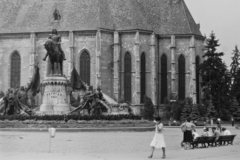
[73,31,96,88]
[139,33,151,101]
[195,39,204,60]
[175,37,192,99]
[120,33,135,102]
[36,33,49,81]
[0,34,31,92]
[100,31,114,97]
[195,38,204,102]
[158,37,171,102]
[118,32,154,104]
[158,36,203,102]
[60,32,71,77]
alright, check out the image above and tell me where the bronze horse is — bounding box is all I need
[44,39,64,75]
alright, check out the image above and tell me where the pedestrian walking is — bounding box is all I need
[180,117,196,150]
[149,117,166,159]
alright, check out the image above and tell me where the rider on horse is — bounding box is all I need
[43,29,66,61]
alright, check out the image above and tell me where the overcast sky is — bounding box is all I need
[185,0,240,67]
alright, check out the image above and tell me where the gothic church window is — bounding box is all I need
[10,51,21,89]
[124,52,131,102]
[140,52,146,103]
[161,54,167,104]
[53,9,61,21]
[80,51,90,85]
[178,55,185,101]
[196,56,200,104]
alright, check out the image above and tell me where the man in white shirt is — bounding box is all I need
[222,128,231,135]
[192,129,200,140]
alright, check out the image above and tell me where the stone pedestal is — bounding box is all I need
[39,76,71,115]
[111,103,129,115]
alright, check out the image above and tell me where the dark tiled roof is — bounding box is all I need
[0,0,202,36]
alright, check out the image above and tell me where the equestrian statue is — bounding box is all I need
[43,29,66,75]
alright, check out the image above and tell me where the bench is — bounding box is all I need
[192,136,216,148]
[215,135,237,146]
[191,135,237,148]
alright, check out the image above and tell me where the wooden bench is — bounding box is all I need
[192,136,216,148]
[216,135,237,146]
[191,135,237,148]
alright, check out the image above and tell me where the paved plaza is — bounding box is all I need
[0,126,239,160]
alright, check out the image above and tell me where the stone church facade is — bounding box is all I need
[0,0,204,107]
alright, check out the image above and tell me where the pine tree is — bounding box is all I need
[180,103,188,121]
[231,69,240,105]
[180,99,191,121]
[230,46,240,105]
[230,46,240,82]
[233,100,240,122]
[143,96,155,120]
[230,97,238,115]
[190,105,200,121]
[207,99,217,119]
[199,32,231,117]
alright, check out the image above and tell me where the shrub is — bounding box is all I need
[190,105,200,121]
[142,96,155,120]
[163,98,185,121]
[0,114,141,121]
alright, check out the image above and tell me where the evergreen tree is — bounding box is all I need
[198,104,208,119]
[230,97,238,115]
[180,100,191,121]
[231,69,240,104]
[143,96,155,120]
[230,46,240,104]
[230,46,240,82]
[207,99,217,119]
[190,105,200,121]
[163,98,185,121]
[233,99,240,122]
[199,32,231,117]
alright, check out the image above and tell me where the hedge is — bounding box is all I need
[0,114,142,121]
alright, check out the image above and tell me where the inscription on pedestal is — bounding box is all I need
[39,76,70,115]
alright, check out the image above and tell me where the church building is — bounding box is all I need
[0,0,204,107]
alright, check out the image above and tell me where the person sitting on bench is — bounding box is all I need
[201,128,209,137]
[201,127,213,137]
[212,127,222,145]
[222,128,231,135]
[212,127,221,137]
[206,127,213,136]
[192,129,200,140]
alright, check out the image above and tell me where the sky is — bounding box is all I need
[185,0,240,68]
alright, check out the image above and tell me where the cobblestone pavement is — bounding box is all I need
[0,126,239,160]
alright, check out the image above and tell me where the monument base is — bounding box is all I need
[39,76,71,115]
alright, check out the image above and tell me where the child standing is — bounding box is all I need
[149,117,166,159]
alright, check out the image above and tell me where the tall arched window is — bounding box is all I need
[53,9,61,21]
[178,55,185,101]
[140,52,146,103]
[196,56,200,104]
[10,51,21,88]
[161,54,167,104]
[124,52,131,102]
[80,50,90,85]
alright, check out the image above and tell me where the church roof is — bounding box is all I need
[0,0,202,36]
